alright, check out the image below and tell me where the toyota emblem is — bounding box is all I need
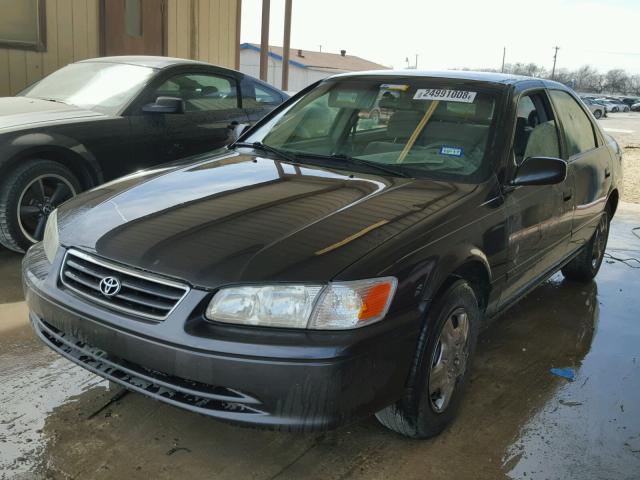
[99,276,121,297]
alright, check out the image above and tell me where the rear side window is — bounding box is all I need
[549,90,597,157]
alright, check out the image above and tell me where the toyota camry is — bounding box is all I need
[23,71,621,438]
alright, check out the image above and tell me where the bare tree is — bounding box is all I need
[469,62,639,95]
[605,69,629,94]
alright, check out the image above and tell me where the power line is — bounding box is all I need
[551,46,560,79]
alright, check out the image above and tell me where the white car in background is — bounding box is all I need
[582,98,607,119]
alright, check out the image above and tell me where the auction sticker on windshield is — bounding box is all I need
[414,89,477,103]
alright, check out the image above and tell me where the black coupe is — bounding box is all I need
[0,56,287,252]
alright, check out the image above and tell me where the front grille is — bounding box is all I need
[60,249,189,321]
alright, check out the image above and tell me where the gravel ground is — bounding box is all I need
[621,148,640,203]
[599,112,640,204]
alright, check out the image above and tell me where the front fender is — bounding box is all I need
[0,131,102,186]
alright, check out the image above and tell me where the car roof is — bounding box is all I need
[328,69,569,89]
[76,56,214,70]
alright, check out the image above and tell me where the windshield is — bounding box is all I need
[245,78,501,181]
[20,62,155,115]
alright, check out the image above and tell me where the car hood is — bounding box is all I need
[0,97,104,131]
[58,151,477,288]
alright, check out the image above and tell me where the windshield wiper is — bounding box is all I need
[296,152,411,178]
[233,141,298,164]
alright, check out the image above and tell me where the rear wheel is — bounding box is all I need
[612,107,619,113]
[375,280,480,438]
[594,109,602,119]
[0,160,80,252]
[624,106,630,112]
[561,211,609,282]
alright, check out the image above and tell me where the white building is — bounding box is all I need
[239,43,388,92]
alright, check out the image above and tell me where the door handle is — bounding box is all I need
[604,168,611,178]
[563,191,572,202]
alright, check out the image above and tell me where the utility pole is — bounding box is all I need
[551,46,560,80]
[281,0,292,91]
[259,0,271,81]
[501,47,506,73]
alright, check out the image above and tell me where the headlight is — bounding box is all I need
[205,277,397,330]
[42,209,60,263]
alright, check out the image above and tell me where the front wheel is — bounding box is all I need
[624,107,630,112]
[0,159,80,252]
[562,211,609,282]
[612,107,619,113]
[594,109,602,119]
[375,280,481,438]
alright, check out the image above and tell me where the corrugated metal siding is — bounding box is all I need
[0,0,100,96]
[166,0,238,68]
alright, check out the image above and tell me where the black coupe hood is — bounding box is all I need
[59,152,476,288]
[0,97,103,131]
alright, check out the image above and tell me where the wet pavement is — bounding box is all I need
[1,204,639,480]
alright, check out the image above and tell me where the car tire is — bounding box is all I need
[612,107,619,113]
[624,107,630,112]
[375,280,481,438]
[594,109,602,119]
[0,159,80,253]
[561,210,609,282]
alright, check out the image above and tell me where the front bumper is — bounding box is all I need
[23,245,420,431]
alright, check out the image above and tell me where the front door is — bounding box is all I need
[145,71,249,160]
[500,90,574,306]
[102,0,166,56]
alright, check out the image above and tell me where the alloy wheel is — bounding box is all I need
[429,307,470,413]
[17,174,77,243]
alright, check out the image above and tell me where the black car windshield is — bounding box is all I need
[20,62,155,115]
[244,78,501,181]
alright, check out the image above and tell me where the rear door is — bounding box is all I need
[145,70,249,160]
[500,89,573,306]
[548,89,612,252]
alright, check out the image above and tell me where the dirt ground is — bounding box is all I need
[600,112,640,203]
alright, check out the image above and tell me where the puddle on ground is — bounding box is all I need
[0,327,107,476]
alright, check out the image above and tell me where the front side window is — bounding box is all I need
[246,79,502,181]
[153,73,238,112]
[20,62,155,114]
[549,90,597,157]
[513,92,561,165]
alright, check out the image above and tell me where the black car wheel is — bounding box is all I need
[0,159,80,252]
[594,109,602,119]
[375,280,480,438]
[624,107,630,112]
[612,107,619,113]
[562,211,610,282]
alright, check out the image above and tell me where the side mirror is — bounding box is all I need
[142,96,185,114]
[512,156,567,186]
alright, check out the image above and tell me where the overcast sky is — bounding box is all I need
[241,0,640,74]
